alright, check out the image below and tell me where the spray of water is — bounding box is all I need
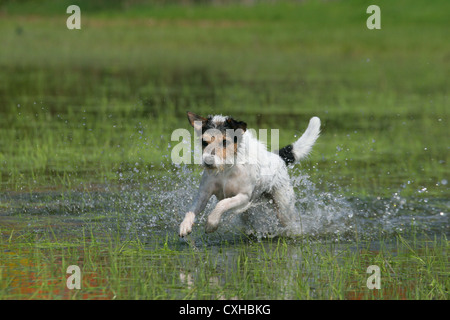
[1,150,447,243]
[108,162,447,243]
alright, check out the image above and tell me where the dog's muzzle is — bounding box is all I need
[203,155,216,168]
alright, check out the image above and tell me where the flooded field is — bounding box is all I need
[1,165,448,299]
[0,0,448,300]
[1,166,448,241]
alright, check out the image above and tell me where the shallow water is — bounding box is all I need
[1,165,447,246]
[0,165,448,300]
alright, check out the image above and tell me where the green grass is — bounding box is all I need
[0,0,448,196]
[0,0,448,300]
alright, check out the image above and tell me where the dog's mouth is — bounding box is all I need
[202,159,228,171]
[202,154,235,170]
[203,162,215,169]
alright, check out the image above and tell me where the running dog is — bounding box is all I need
[179,111,321,237]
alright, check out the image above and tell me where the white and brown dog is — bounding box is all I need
[179,111,321,237]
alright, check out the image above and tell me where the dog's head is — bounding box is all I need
[187,111,247,170]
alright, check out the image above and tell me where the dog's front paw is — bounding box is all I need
[179,212,195,237]
[205,215,220,234]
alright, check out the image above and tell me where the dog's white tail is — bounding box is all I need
[277,117,321,164]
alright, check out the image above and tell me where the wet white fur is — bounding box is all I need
[179,116,321,237]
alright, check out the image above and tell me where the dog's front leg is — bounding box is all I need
[179,174,214,237]
[179,189,211,237]
[205,193,250,234]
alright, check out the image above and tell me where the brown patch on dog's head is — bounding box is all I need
[187,112,247,168]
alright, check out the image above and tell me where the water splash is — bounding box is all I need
[106,164,448,242]
[0,163,447,243]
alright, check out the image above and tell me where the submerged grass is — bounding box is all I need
[0,223,448,300]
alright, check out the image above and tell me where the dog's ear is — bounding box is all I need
[187,111,207,132]
[226,117,247,132]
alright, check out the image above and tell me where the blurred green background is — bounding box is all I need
[0,0,448,198]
